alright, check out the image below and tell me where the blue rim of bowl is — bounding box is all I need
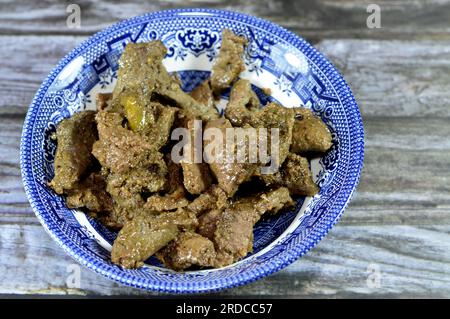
[20,8,365,293]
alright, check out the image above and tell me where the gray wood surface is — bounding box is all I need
[0,0,449,298]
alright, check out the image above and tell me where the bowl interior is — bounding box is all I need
[21,9,363,292]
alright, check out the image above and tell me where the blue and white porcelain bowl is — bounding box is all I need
[20,8,364,293]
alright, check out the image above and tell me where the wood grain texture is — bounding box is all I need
[1,0,449,297]
[316,40,450,117]
[0,224,449,297]
[0,36,83,114]
[2,0,450,41]
[0,115,32,216]
[2,36,450,118]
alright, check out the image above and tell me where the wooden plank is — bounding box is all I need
[0,115,32,215]
[0,35,84,114]
[346,116,450,225]
[1,0,450,41]
[2,36,450,118]
[0,223,448,297]
[316,39,450,117]
[356,117,450,200]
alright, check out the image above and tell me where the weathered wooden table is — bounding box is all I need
[1,0,449,298]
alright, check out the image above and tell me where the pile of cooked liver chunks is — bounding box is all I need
[49,30,332,270]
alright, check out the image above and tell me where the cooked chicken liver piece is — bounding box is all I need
[189,80,215,110]
[291,107,332,154]
[260,153,319,196]
[92,111,165,174]
[49,111,97,194]
[129,101,177,150]
[145,156,190,211]
[157,231,216,271]
[213,187,294,267]
[65,172,113,213]
[224,80,295,169]
[111,208,198,268]
[224,79,260,126]
[211,29,248,94]
[180,118,214,195]
[111,214,179,268]
[204,118,255,196]
[106,166,167,208]
[197,209,223,241]
[186,185,228,216]
[110,41,218,121]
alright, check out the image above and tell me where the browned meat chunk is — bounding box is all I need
[93,207,127,230]
[123,100,177,150]
[252,103,295,169]
[180,118,214,195]
[213,187,294,267]
[225,81,295,170]
[182,161,214,195]
[283,153,319,196]
[197,209,223,241]
[213,208,254,267]
[224,79,260,126]
[145,157,189,211]
[189,80,215,110]
[65,172,112,213]
[261,153,319,196]
[186,186,227,240]
[204,118,256,196]
[107,166,167,209]
[111,214,179,268]
[109,40,166,114]
[157,231,216,271]
[110,41,218,121]
[211,29,247,94]
[93,110,169,221]
[164,208,199,231]
[233,186,294,219]
[92,111,165,174]
[251,186,296,215]
[186,185,228,216]
[49,111,97,194]
[96,92,112,110]
[111,208,198,268]
[291,107,332,154]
